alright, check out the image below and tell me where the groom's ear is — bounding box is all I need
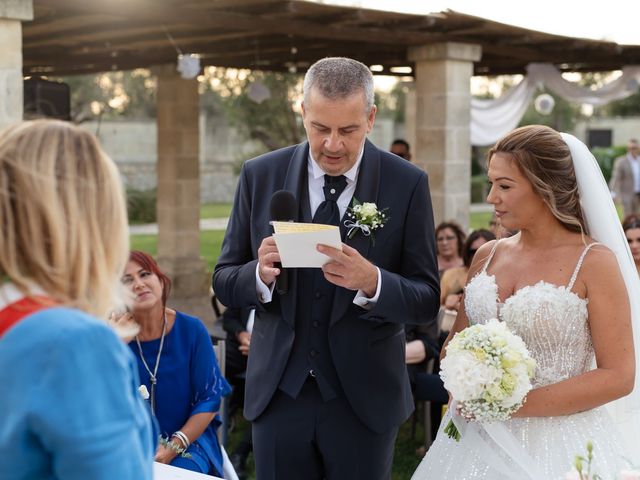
[301,101,309,131]
[366,105,377,134]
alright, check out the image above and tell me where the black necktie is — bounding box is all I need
[312,174,348,226]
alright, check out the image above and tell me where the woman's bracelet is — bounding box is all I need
[158,436,191,458]
[171,430,190,449]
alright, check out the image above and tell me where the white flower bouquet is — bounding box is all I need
[440,318,536,440]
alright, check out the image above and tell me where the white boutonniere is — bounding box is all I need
[344,198,389,245]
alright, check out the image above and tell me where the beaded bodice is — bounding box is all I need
[464,242,597,388]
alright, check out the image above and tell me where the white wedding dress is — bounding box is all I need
[412,241,629,480]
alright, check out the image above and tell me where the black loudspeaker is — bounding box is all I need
[587,129,613,149]
[24,77,71,120]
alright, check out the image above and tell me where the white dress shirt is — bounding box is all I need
[307,148,360,219]
[629,153,640,193]
[255,143,382,308]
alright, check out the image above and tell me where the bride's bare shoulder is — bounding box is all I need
[466,239,499,279]
[580,241,618,275]
[474,238,498,260]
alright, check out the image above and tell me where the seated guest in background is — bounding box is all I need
[395,135,440,420]
[435,221,466,274]
[119,251,231,477]
[0,120,155,479]
[440,229,496,318]
[390,136,441,448]
[489,213,516,239]
[405,322,439,384]
[221,306,254,479]
[488,213,500,237]
[623,214,640,275]
[423,220,465,445]
[222,306,253,415]
[404,319,439,455]
[405,313,438,366]
[390,138,412,161]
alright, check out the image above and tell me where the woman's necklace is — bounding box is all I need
[135,310,167,415]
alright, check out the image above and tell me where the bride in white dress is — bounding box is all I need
[412,125,640,480]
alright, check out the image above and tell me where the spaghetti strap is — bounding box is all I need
[567,243,601,290]
[480,240,501,274]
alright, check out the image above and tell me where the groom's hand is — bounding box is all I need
[318,243,378,296]
[258,236,281,286]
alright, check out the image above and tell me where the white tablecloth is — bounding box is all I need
[153,462,223,480]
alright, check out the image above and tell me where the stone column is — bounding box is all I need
[408,42,481,231]
[0,0,33,129]
[403,82,417,158]
[155,65,212,327]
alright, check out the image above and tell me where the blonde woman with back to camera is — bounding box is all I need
[0,120,155,479]
[413,125,640,479]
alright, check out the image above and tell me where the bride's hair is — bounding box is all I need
[487,125,586,234]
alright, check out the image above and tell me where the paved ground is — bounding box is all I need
[469,203,493,213]
[129,203,493,235]
[130,218,229,235]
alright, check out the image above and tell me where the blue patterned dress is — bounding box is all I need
[130,311,231,476]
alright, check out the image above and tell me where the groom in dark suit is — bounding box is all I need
[213,57,440,480]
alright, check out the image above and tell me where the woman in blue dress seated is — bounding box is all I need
[118,250,231,477]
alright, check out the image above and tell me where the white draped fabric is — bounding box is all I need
[561,132,640,461]
[471,63,640,146]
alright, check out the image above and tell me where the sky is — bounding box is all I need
[318,0,640,45]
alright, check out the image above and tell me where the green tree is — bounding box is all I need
[598,90,640,117]
[580,71,640,117]
[375,80,408,124]
[202,68,304,153]
[56,69,156,123]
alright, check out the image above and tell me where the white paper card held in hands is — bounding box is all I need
[271,221,342,268]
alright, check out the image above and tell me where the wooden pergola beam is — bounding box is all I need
[24,0,640,77]
[33,0,447,46]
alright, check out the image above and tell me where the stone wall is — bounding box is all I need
[0,20,20,129]
[83,120,158,190]
[81,116,255,203]
[82,115,398,203]
[0,1,33,129]
[574,116,640,147]
[0,22,23,128]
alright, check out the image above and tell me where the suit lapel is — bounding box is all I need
[331,140,381,325]
[625,157,633,176]
[279,142,309,329]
